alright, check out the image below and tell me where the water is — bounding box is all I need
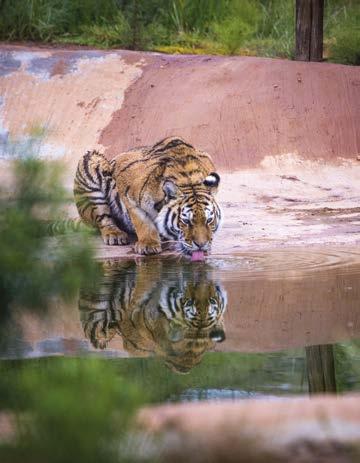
[1,248,360,402]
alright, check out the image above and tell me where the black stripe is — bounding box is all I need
[95,213,112,223]
[151,138,194,154]
[95,165,103,189]
[75,170,97,190]
[118,156,152,173]
[164,209,178,239]
[83,157,97,184]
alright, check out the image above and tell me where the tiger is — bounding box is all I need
[73,137,222,256]
[79,259,227,373]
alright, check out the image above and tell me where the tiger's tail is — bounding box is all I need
[43,218,96,236]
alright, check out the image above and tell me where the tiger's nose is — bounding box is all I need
[193,240,207,250]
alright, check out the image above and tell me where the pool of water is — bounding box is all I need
[1,248,360,402]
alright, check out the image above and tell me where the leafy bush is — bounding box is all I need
[59,12,133,48]
[0,0,121,41]
[325,2,360,65]
[330,27,360,65]
[0,156,98,335]
[0,359,143,463]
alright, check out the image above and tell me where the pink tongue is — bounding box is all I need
[191,250,205,262]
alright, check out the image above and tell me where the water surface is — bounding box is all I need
[2,248,360,402]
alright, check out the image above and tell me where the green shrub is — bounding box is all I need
[0,156,98,332]
[249,0,295,59]
[0,359,143,463]
[212,18,250,55]
[325,2,360,65]
[330,27,360,65]
[0,0,120,41]
[211,1,260,55]
[59,12,132,48]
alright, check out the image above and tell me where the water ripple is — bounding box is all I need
[208,249,360,280]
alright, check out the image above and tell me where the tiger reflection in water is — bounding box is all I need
[79,259,227,373]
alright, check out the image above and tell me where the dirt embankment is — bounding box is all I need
[1,46,360,251]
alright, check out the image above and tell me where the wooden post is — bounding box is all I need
[295,0,324,62]
[306,344,337,394]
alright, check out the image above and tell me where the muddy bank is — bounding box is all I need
[137,396,360,463]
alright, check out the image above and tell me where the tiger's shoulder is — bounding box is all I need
[113,136,214,174]
[112,137,216,202]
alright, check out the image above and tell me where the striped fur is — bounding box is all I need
[74,137,222,255]
[74,150,134,245]
[79,260,227,373]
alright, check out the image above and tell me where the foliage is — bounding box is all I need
[334,341,360,392]
[0,0,359,64]
[248,0,295,59]
[324,1,360,65]
[0,359,143,463]
[0,143,142,462]
[0,156,98,343]
[211,1,260,55]
[59,12,133,49]
[0,0,120,41]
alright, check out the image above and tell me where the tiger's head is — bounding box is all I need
[156,173,222,255]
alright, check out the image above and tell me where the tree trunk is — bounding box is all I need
[306,344,337,394]
[295,0,324,62]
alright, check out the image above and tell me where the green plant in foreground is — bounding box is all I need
[0,153,144,462]
[0,156,98,335]
[0,359,143,463]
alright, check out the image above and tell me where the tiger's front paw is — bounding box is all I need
[133,240,162,255]
[101,228,131,246]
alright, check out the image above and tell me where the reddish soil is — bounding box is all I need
[100,54,360,169]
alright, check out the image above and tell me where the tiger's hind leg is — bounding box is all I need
[74,150,132,246]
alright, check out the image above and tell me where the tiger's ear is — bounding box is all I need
[203,172,220,192]
[163,179,179,200]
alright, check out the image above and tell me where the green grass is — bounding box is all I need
[0,0,359,64]
[324,0,360,65]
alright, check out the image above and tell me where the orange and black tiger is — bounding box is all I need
[73,137,222,256]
